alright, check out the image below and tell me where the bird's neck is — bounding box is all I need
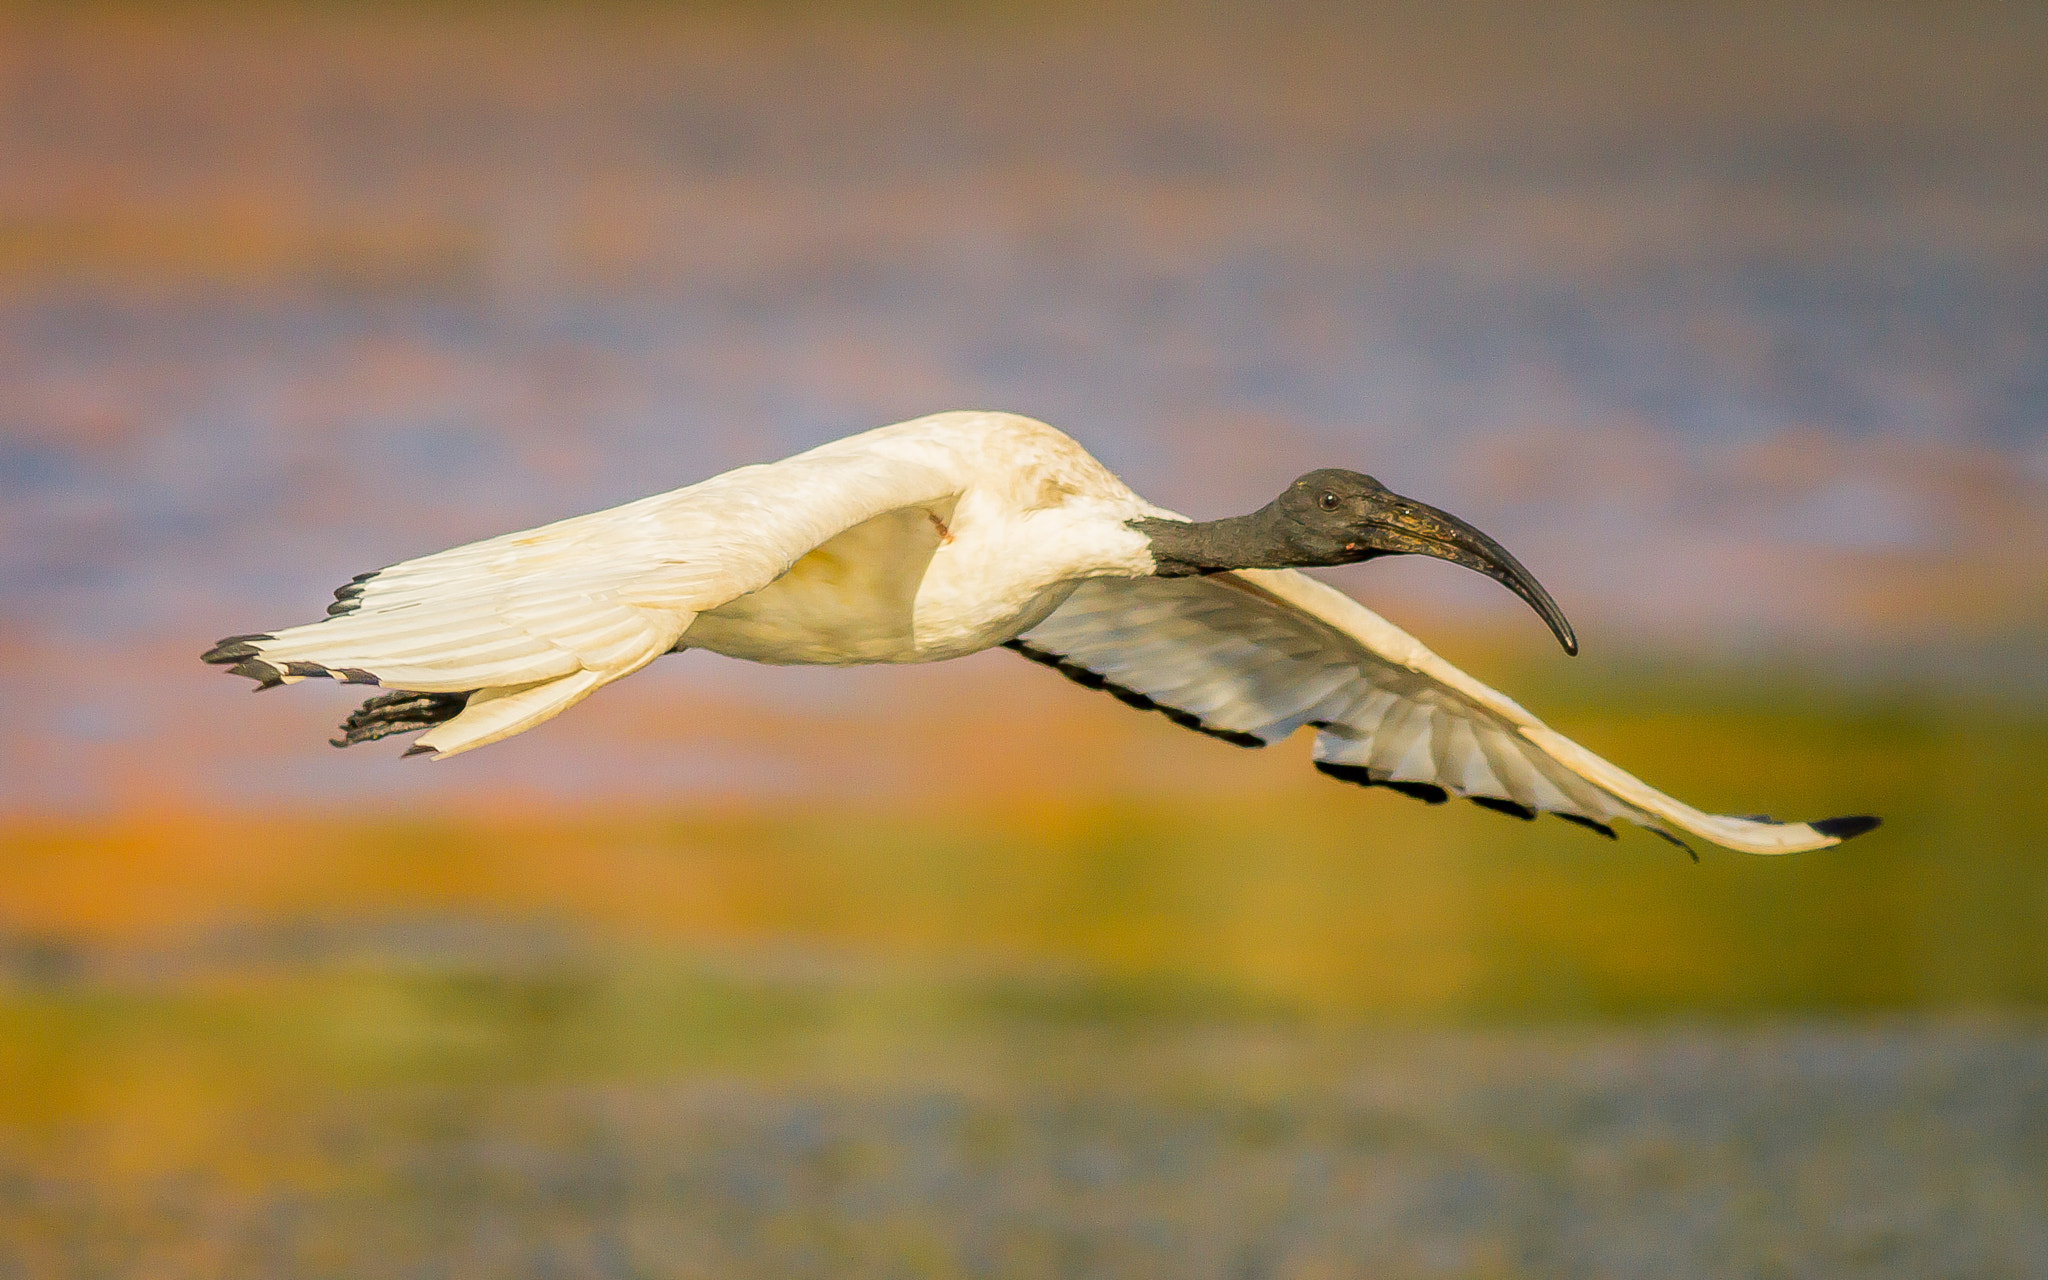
[1130,512,1299,577]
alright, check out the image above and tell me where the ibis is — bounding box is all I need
[204,410,1877,855]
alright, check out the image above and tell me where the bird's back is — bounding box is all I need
[682,411,1161,664]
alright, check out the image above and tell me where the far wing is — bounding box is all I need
[207,449,960,756]
[1012,570,1875,855]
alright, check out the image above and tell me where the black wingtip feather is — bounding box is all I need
[201,633,273,665]
[328,689,470,748]
[226,657,283,686]
[324,568,382,617]
[1313,761,1449,804]
[1812,815,1881,841]
[1313,761,1372,786]
[1470,796,1537,821]
[1003,639,1266,749]
[1553,812,1618,840]
[1649,827,1699,862]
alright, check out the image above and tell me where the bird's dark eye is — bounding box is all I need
[1318,491,1339,512]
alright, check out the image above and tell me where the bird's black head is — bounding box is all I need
[1134,467,1579,655]
[1269,468,1399,562]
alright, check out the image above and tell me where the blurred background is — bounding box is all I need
[1,2,2044,1275]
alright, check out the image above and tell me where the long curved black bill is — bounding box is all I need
[1372,496,1579,655]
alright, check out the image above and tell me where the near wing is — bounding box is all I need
[1011,570,1875,855]
[205,450,959,758]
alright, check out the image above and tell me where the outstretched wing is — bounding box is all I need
[206,448,960,757]
[1011,570,1876,855]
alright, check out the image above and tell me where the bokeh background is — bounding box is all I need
[2,3,2045,1276]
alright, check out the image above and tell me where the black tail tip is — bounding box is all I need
[1812,815,1881,841]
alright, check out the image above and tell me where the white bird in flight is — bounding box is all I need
[205,410,1876,855]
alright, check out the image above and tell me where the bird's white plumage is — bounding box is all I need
[239,412,1151,755]
[213,409,1867,852]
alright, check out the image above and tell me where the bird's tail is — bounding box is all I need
[203,629,624,760]
[406,671,608,759]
